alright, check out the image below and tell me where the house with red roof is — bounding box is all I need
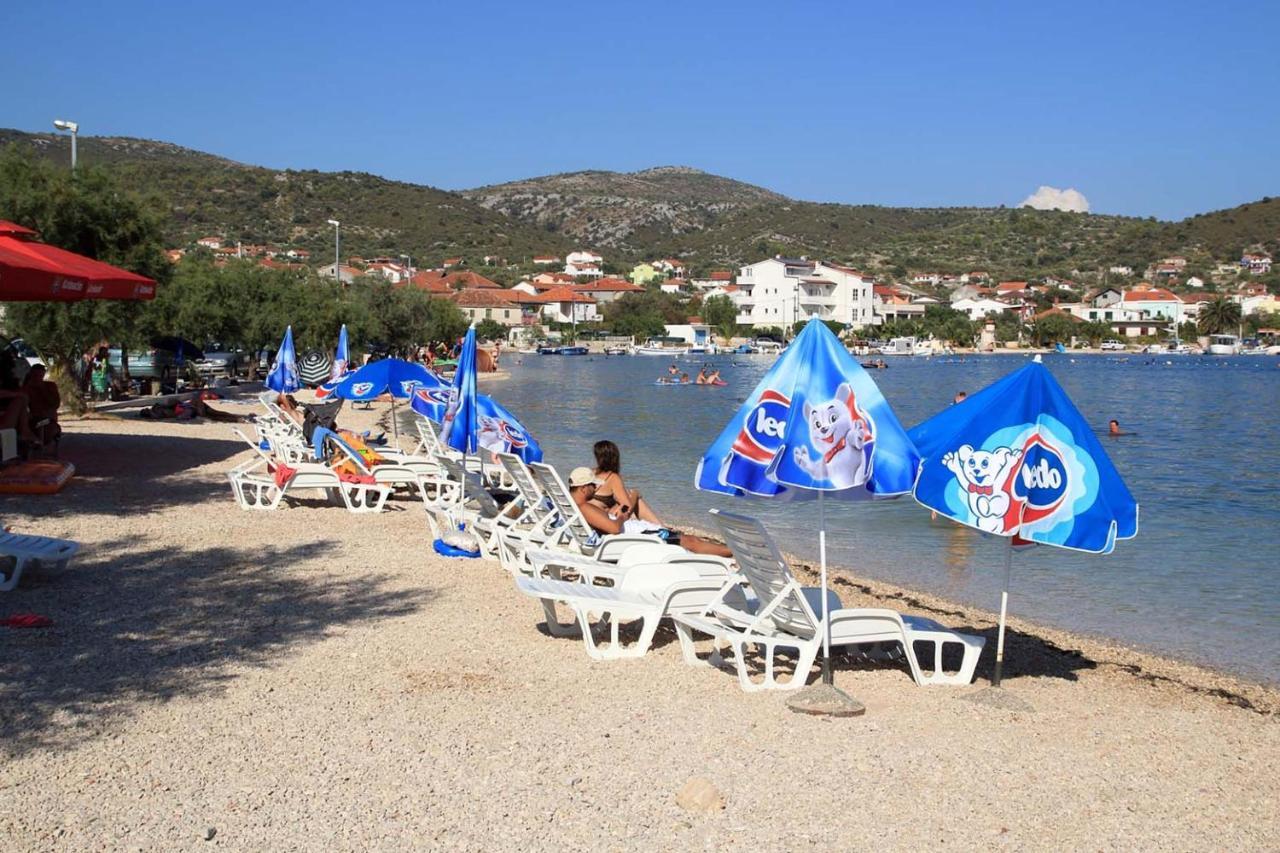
[442,271,502,290]
[573,277,644,304]
[1242,252,1272,275]
[536,286,598,324]
[451,288,523,325]
[319,263,362,284]
[442,257,463,268]
[196,236,223,250]
[1122,285,1183,323]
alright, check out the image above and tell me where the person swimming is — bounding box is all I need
[695,366,708,385]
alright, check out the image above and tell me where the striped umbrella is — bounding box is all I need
[299,349,333,387]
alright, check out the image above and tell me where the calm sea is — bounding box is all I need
[488,350,1280,684]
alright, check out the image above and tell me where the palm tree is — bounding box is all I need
[1197,297,1242,335]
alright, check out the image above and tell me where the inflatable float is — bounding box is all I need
[0,459,75,495]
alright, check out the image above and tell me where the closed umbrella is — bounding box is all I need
[331,325,350,381]
[265,326,299,393]
[908,355,1139,687]
[695,317,921,714]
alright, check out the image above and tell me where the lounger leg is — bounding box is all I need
[540,599,579,637]
[0,555,33,592]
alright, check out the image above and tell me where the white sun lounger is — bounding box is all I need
[515,561,736,660]
[671,510,986,691]
[227,428,390,513]
[0,528,80,591]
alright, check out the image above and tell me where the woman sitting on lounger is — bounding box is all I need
[590,439,665,525]
[568,467,731,558]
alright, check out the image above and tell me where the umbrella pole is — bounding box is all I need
[391,398,399,445]
[820,488,832,685]
[993,540,1014,687]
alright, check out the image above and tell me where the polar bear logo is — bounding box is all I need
[942,444,1024,533]
[791,383,873,488]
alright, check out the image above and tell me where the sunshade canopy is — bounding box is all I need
[0,220,156,302]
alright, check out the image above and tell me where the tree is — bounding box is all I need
[0,147,171,406]
[1197,296,1242,335]
[1030,313,1077,345]
[474,318,509,342]
[603,291,687,340]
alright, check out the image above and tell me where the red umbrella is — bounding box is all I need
[0,220,156,302]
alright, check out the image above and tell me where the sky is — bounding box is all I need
[4,1,1278,220]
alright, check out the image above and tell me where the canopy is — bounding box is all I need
[0,220,156,302]
[411,385,544,464]
[330,358,443,401]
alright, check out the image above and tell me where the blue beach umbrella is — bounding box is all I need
[265,326,300,393]
[411,386,544,464]
[908,355,1138,684]
[332,357,444,441]
[331,324,351,382]
[695,317,922,689]
[442,324,479,455]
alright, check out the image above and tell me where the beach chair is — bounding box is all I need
[670,510,986,691]
[413,417,512,490]
[313,427,434,497]
[0,527,80,592]
[515,560,735,660]
[227,428,390,513]
[521,462,714,583]
[488,453,574,574]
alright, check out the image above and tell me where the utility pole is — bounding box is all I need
[53,119,78,170]
[327,220,341,281]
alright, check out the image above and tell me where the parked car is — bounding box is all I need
[107,347,174,382]
[1099,339,1127,352]
[0,336,45,386]
[195,342,245,378]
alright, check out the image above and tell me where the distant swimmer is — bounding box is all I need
[1108,419,1133,437]
[668,363,679,376]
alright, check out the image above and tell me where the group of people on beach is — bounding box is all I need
[0,359,61,449]
[657,363,722,385]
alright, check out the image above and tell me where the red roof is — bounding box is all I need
[451,288,518,308]
[709,270,732,281]
[575,277,643,292]
[1123,288,1180,302]
[537,286,595,304]
[407,270,451,293]
[443,271,501,290]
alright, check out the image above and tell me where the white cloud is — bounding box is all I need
[1019,186,1090,213]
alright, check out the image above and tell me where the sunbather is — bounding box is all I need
[20,364,61,444]
[590,439,663,525]
[0,389,38,443]
[141,393,249,422]
[569,466,731,558]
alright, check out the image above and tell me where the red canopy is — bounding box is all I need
[0,220,156,302]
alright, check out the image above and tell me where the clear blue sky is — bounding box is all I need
[3,1,1277,219]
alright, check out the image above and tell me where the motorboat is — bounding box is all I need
[733,343,759,354]
[1206,334,1240,355]
[559,346,589,356]
[911,341,934,357]
[879,336,918,356]
[602,346,631,355]
[635,337,690,356]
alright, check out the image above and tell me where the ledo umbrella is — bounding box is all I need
[695,317,920,712]
[908,355,1138,686]
[441,325,479,456]
[0,220,157,301]
[265,326,300,393]
[330,358,444,441]
[331,324,350,382]
[411,385,544,463]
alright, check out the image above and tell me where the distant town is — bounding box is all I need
[165,237,1277,346]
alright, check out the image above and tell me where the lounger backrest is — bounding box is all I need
[435,454,502,517]
[417,418,445,455]
[497,453,542,506]
[529,463,597,552]
[312,427,370,474]
[711,510,819,639]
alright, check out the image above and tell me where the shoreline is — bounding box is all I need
[671,515,1280,714]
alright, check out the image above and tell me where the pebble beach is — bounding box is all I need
[2,406,1277,851]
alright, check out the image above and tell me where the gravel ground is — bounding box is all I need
[1,406,1277,851]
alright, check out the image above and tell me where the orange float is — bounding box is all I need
[0,459,75,494]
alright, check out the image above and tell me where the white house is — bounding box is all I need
[1108,265,1133,277]
[537,286,598,324]
[951,297,1013,321]
[196,236,223,250]
[733,257,874,329]
[318,263,361,284]
[1242,253,1272,275]
[532,255,560,265]
[663,323,713,347]
[1121,286,1183,324]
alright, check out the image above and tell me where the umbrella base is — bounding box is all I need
[961,686,1035,713]
[785,683,866,718]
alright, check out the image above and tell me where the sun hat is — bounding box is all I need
[567,466,601,488]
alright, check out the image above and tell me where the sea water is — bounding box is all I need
[488,351,1280,684]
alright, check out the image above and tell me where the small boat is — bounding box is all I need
[536,346,562,355]
[1206,334,1240,356]
[635,337,690,356]
[559,346,589,356]
[733,343,759,354]
[603,346,630,356]
[861,360,888,369]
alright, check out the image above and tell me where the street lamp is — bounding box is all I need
[326,219,340,281]
[400,253,412,285]
[52,119,78,170]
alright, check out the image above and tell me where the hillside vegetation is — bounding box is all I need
[3,128,1276,280]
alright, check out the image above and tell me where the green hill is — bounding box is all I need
[3,128,1275,282]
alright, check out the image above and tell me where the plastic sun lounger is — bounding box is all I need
[0,528,80,591]
[521,462,722,583]
[515,561,736,660]
[227,428,390,513]
[312,427,434,497]
[670,510,985,691]
[489,453,565,574]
